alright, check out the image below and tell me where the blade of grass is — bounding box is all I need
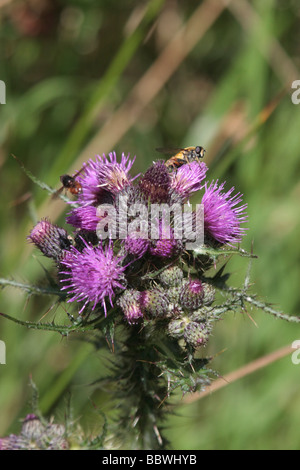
[72,0,228,170]
[226,0,298,85]
[47,0,166,184]
[208,88,287,176]
[38,343,93,415]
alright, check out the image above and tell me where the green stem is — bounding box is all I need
[213,284,300,324]
[192,245,257,259]
[0,277,65,297]
[242,295,300,323]
[0,311,106,335]
[115,325,169,450]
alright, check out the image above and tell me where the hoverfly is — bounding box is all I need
[52,167,85,199]
[156,146,206,169]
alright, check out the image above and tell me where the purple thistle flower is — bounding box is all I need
[149,221,182,258]
[123,234,150,258]
[150,236,181,259]
[170,161,208,201]
[60,240,127,315]
[201,180,248,245]
[66,206,100,232]
[77,152,138,206]
[28,219,71,260]
[139,161,171,203]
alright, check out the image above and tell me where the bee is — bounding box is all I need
[156,146,206,169]
[52,168,84,199]
[59,174,82,195]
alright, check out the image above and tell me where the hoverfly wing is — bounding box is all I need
[72,165,86,179]
[155,147,184,156]
[51,185,64,200]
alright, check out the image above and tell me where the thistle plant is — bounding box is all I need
[0,414,70,451]
[1,149,299,450]
[0,401,107,451]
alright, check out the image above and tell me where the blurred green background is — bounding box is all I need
[0,0,300,450]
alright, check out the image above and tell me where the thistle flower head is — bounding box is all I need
[149,219,182,258]
[60,240,127,315]
[139,161,171,203]
[21,144,257,448]
[96,152,138,195]
[123,234,150,258]
[28,219,71,260]
[66,205,100,231]
[170,161,208,201]
[77,152,137,206]
[201,180,248,245]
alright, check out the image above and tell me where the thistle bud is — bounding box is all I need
[183,322,210,348]
[0,414,69,450]
[159,266,184,287]
[180,279,204,310]
[202,283,215,306]
[140,289,168,317]
[21,414,45,440]
[118,289,143,325]
[160,286,182,318]
[190,306,213,322]
[166,286,181,305]
[167,318,187,339]
[28,219,71,261]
